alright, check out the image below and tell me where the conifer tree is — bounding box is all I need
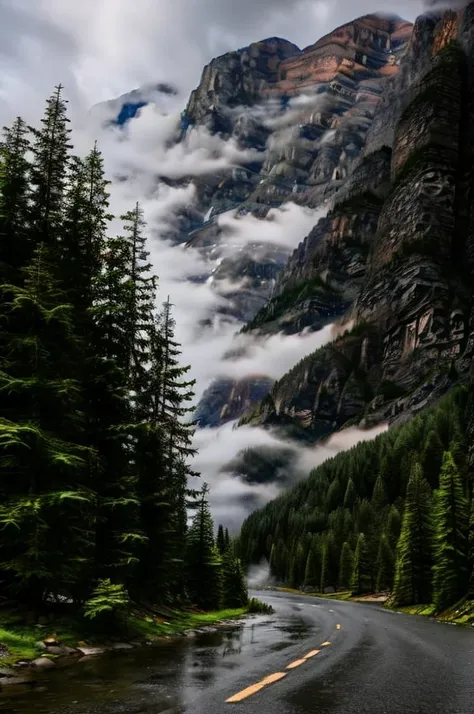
[217,525,226,555]
[351,533,371,595]
[376,534,394,592]
[0,117,31,276]
[343,477,357,510]
[0,244,92,605]
[304,548,321,589]
[385,505,401,550]
[29,86,72,250]
[338,541,354,590]
[432,451,469,609]
[221,541,248,608]
[393,463,433,605]
[187,485,223,610]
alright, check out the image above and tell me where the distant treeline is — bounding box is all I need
[238,387,474,609]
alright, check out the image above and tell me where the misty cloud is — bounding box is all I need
[193,421,388,531]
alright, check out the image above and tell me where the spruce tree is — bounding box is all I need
[376,534,394,592]
[187,485,223,610]
[393,463,433,605]
[432,451,469,609]
[0,244,92,605]
[29,86,72,250]
[351,533,371,595]
[303,548,320,589]
[338,541,354,590]
[343,477,357,510]
[217,525,226,555]
[0,117,32,276]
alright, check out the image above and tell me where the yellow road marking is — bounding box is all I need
[321,641,331,646]
[226,672,287,703]
[286,659,307,669]
[336,624,341,630]
[303,649,320,659]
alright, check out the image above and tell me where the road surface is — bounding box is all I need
[2,590,474,713]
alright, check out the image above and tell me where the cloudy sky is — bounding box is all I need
[0,0,428,125]
[0,0,440,527]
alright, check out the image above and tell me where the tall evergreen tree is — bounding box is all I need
[376,534,394,592]
[393,463,433,605]
[0,117,32,276]
[432,451,469,609]
[29,86,72,250]
[187,485,223,610]
[0,244,92,605]
[351,533,371,595]
[338,541,354,590]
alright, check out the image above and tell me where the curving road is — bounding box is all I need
[2,590,474,714]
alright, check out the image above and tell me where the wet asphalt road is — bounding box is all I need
[2,590,474,714]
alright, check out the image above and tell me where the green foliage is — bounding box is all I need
[432,452,469,610]
[351,533,371,595]
[83,579,130,623]
[376,534,394,592]
[338,542,354,590]
[393,463,433,606]
[0,88,233,620]
[239,388,471,608]
[247,597,274,614]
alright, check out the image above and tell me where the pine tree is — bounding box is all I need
[217,525,226,555]
[0,244,93,605]
[371,475,388,520]
[376,534,394,592]
[29,86,72,250]
[351,533,371,595]
[432,451,469,609]
[393,463,433,605]
[0,117,32,277]
[187,485,223,610]
[338,542,354,590]
[422,429,444,488]
[385,505,401,550]
[304,548,320,589]
[221,540,248,608]
[343,477,357,510]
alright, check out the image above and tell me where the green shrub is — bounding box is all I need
[83,579,130,625]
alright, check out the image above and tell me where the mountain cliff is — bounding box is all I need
[98,7,474,445]
[242,7,474,443]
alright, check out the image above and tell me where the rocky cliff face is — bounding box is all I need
[243,6,474,442]
[185,15,412,426]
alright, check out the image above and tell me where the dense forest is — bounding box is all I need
[238,387,474,609]
[0,86,247,621]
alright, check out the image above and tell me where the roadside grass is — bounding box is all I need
[274,587,474,626]
[276,587,352,601]
[0,602,261,667]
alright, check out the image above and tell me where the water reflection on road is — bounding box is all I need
[1,607,313,714]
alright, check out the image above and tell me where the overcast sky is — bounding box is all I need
[0,0,428,124]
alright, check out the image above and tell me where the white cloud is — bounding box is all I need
[218,324,337,381]
[0,0,422,126]
[193,421,388,531]
[217,203,325,251]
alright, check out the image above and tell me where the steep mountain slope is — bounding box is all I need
[186,15,413,426]
[241,7,474,442]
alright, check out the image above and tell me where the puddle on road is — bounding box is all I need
[0,613,311,714]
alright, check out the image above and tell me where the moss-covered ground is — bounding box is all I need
[0,605,251,668]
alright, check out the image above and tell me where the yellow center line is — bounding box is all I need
[286,658,307,669]
[320,641,331,646]
[303,649,320,659]
[226,672,287,703]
